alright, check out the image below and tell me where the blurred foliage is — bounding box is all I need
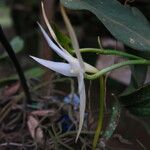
[53,24,73,53]
[10,0,40,55]
[0,4,12,27]
[0,36,24,59]
[120,83,150,116]
[0,67,45,87]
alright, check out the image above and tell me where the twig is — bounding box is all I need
[60,131,95,138]
[0,142,35,148]
[136,139,147,150]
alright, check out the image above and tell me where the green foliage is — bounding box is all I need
[0,36,24,60]
[61,0,150,52]
[0,5,13,27]
[0,67,45,87]
[61,0,150,118]
[53,24,73,52]
[120,84,150,116]
[121,65,148,96]
[131,65,148,87]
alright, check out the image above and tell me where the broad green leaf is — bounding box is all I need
[0,36,24,60]
[119,84,150,116]
[120,64,148,97]
[131,65,148,87]
[129,107,150,116]
[120,84,150,106]
[0,67,45,87]
[61,0,150,51]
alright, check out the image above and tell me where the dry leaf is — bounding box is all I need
[31,109,56,117]
[27,115,43,143]
[3,81,20,96]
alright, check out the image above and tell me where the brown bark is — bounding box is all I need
[39,0,55,95]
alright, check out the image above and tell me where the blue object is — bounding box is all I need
[57,114,75,132]
[63,93,80,110]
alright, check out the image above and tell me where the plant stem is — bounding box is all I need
[85,59,150,80]
[80,48,143,60]
[92,77,105,150]
[59,131,95,138]
[0,26,31,105]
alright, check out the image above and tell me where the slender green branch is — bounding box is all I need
[80,48,143,60]
[0,26,31,105]
[92,77,105,150]
[85,59,150,80]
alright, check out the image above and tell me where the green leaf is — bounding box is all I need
[131,65,148,87]
[0,36,24,60]
[120,76,139,96]
[129,107,150,116]
[0,67,45,87]
[119,84,150,116]
[120,64,148,96]
[61,0,150,51]
[53,24,73,53]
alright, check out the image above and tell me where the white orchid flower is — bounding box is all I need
[30,25,97,139]
[31,25,97,75]
[31,2,98,141]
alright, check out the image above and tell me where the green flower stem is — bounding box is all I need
[85,59,150,80]
[92,77,105,150]
[80,48,143,60]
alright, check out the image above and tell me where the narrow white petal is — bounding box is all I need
[76,73,86,141]
[37,23,72,62]
[41,2,57,42]
[30,56,75,77]
[41,2,71,55]
[61,6,85,72]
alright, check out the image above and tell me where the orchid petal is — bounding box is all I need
[41,4,74,61]
[41,2,75,62]
[41,2,57,42]
[61,6,85,72]
[30,56,75,77]
[61,7,87,141]
[76,72,86,141]
[38,23,73,63]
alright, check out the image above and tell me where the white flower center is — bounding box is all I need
[70,60,81,75]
